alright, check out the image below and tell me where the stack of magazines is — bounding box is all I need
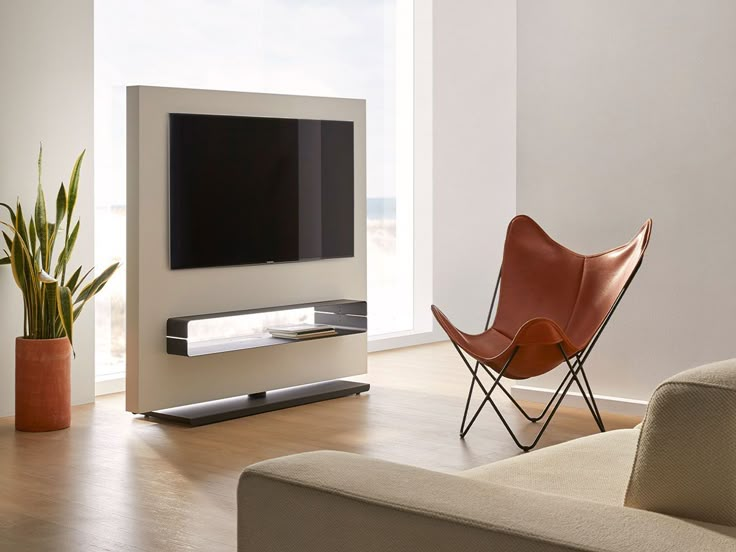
[267,324,337,340]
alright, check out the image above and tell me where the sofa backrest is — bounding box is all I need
[624,359,736,526]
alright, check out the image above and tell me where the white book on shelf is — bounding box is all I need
[267,323,336,336]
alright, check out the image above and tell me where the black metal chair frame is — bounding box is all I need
[455,263,642,452]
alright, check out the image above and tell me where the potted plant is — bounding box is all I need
[0,146,119,431]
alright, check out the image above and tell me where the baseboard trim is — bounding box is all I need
[510,384,648,417]
[95,375,125,396]
[368,330,445,352]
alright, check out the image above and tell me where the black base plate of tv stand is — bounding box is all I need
[143,380,370,427]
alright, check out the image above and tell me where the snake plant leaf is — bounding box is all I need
[29,217,37,252]
[35,176,49,270]
[67,150,84,228]
[12,229,39,311]
[73,266,94,295]
[0,202,16,226]
[44,279,58,337]
[57,285,74,349]
[10,233,25,290]
[74,262,120,305]
[3,231,12,252]
[51,183,66,254]
[16,202,30,249]
[0,256,9,265]
[65,266,83,293]
[55,182,67,229]
[55,220,79,277]
[45,222,55,260]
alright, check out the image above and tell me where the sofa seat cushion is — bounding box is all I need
[459,429,639,506]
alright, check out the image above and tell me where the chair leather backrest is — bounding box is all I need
[493,216,652,351]
[624,359,736,526]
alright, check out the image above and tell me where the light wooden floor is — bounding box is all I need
[0,341,640,552]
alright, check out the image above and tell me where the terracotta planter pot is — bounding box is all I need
[15,337,72,432]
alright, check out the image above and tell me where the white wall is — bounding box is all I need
[432,0,517,335]
[516,0,736,403]
[0,0,95,417]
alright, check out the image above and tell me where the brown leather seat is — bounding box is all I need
[433,215,652,379]
[433,215,652,449]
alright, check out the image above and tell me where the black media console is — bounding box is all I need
[144,299,369,426]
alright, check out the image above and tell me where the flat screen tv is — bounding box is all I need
[168,113,354,269]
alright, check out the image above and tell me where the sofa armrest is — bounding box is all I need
[238,451,735,552]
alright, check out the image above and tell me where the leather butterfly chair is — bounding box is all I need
[432,215,652,451]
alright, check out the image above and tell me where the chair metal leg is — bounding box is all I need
[454,343,515,436]
[460,269,502,433]
[557,346,605,432]
[452,343,606,451]
[469,356,575,430]
[460,361,479,434]
[459,347,518,438]
[476,361,572,423]
[464,355,582,452]
[577,355,605,430]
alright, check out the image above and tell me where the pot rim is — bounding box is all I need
[16,336,71,343]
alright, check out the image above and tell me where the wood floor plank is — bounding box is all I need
[0,341,641,551]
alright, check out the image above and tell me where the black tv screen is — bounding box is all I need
[168,113,354,269]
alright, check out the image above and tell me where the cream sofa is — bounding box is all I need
[238,360,736,551]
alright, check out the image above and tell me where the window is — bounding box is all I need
[94,0,418,381]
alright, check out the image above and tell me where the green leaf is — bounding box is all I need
[10,234,25,290]
[57,285,74,349]
[0,256,10,265]
[44,280,58,338]
[50,183,66,260]
[55,182,67,228]
[9,215,43,338]
[3,232,12,252]
[65,266,83,293]
[61,150,84,285]
[0,202,16,226]
[72,267,94,295]
[67,150,84,227]
[29,218,37,253]
[74,262,119,305]
[55,220,79,277]
[15,202,30,250]
[35,170,49,271]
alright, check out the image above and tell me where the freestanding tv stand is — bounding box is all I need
[144,299,369,426]
[126,87,368,419]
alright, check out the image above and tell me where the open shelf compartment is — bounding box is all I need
[166,299,367,357]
